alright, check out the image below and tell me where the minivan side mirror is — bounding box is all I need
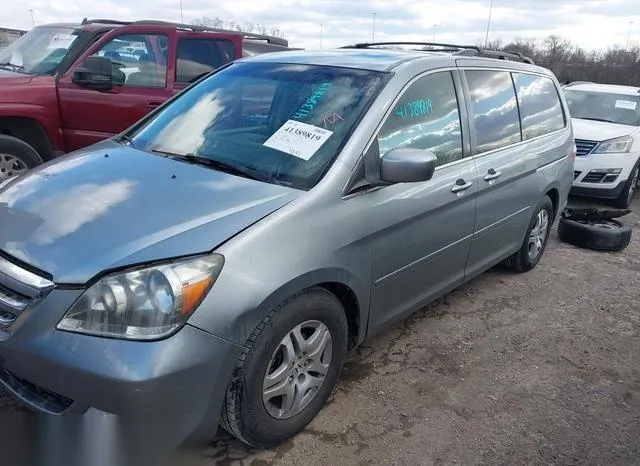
[72,56,114,91]
[380,148,437,184]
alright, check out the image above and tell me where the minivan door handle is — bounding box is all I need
[451,179,473,193]
[484,168,503,182]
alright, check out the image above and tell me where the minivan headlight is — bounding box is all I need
[57,254,224,340]
[593,135,633,154]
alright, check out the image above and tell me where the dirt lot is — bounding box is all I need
[2,197,640,465]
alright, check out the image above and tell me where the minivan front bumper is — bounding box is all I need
[0,288,241,456]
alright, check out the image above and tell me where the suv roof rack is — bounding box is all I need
[340,41,535,65]
[80,18,288,47]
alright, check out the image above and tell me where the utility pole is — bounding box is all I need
[320,23,323,48]
[626,21,635,51]
[372,12,376,42]
[484,0,494,47]
[29,9,35,27]
[433,24,438,42]
[179,0,184,23]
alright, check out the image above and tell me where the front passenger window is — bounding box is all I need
[377,71,463,167]
[88,33,168,88]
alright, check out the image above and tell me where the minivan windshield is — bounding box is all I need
[564,89,640,126]
[129,61,389,190]
[0,26,83,75]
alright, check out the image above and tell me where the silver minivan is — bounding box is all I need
[0,43,574,455]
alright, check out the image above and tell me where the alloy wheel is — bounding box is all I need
[528,209,549,261]
[0,153,28,181]
[262,320,333,419]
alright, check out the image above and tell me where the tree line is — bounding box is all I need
[191,16,285,39]
[483,36,640,86]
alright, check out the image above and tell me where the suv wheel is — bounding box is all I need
[0,135,43,181]
[220,287,348,448]
[613,162,639,209]
[503,195,553,273]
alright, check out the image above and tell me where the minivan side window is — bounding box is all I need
[175,39,236,84]
[512,73,566,139]
[377,71,463,167]
[465,70,521,154]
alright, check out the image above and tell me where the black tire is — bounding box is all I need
[0,135,43,181]
[220,287,348,448]
[613,161,640,209]
[558,217,632,252]
[503,195,554,273]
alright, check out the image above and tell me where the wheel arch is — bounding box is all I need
[0,116,55,161]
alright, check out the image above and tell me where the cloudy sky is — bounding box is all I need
[3,0,640,51]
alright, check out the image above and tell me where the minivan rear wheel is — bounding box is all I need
[503,195,553,273]
[220,287,348,448]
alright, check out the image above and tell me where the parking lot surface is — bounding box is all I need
[2,198,640,465]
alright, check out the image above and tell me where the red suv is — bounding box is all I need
[0,19,291,180]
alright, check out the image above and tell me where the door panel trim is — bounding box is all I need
[473,206,530,237]
[374,232,473,285]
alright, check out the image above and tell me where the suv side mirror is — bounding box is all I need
[380,148,437,183]
[72,56,114,91]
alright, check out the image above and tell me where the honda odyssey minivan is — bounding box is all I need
[0,43,574,454]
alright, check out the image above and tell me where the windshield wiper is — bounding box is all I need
[579,117,617,124]
[151,150,262,181]
[0,62,24,72]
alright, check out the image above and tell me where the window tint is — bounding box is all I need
[92,34,167,88]
[465,70,521,153]
[378,71,463,167]
[176,39,236,83]
[513,73,565,139]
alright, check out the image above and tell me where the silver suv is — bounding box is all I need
[0,42,574,455]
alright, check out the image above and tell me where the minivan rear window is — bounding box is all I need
[512,73,565,139]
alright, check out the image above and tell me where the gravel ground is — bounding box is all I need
[2,196,640,466]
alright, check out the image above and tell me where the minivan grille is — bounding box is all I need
[0,255,54,327]
[575,139,598,156]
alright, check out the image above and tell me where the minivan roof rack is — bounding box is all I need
[80,18,288,46]
[563,81,592,87]
[340,41,535,65]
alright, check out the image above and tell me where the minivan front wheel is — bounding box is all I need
[220,288,348,448]
[503,195,554,273]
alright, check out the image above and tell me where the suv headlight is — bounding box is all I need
[57,254,224,340]
[593,135,633,154]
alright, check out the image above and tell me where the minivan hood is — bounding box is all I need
[0,143,302,283]
[571,118,639,141]
[0,68,34,85]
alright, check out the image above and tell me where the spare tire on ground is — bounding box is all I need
[558,217,632,252]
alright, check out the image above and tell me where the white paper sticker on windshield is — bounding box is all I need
[615,99,637,110]
[47,33,77,50]
[263,120,333,160]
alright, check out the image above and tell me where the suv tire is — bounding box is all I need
[503,195,554,272]
[0,135,43,181]
[613,161,639,209]
[558,217,632,252]
[220,287,348,448]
